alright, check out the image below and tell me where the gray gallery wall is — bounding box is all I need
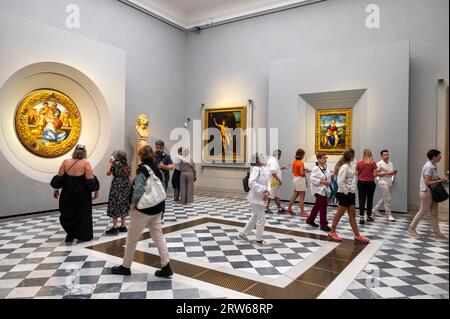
[267,42,410,212]
[0,0,448,216]
[0,0,187,217]
[185,0,449,211]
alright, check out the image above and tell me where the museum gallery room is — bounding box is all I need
[0,0,449,302]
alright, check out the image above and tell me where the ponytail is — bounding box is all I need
[334,148,355,175]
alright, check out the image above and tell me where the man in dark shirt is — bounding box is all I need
[154,140,174,192]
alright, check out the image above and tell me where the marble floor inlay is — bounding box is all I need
[0,192,448,299]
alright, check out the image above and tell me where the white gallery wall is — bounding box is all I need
[0,0,187,217]
[0,0,448,216]
[268,42,410,212]
[185,0,449,212]
[0,11,126,216]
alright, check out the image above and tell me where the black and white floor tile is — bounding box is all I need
[137,222,337,286]
[0,192,448,299]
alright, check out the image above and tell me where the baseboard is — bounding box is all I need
[279,199,408,214]
[0,202,108,221]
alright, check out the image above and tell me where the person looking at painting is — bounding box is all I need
[266,149,288,214]
[408,149,448,240]
[328,148,370,243]
[51,145,99,243]
[372,150,397,222]
[306,152,333,232]
[287,149,310,218]
[179,148,197,205]
[356,149,378,225]
[105,150,131,236]
[212,115,232,154]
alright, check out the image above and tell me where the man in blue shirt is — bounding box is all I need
[154,140,174,221]
[154,140,174,192]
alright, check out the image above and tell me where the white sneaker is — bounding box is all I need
[372,209,380,217]
[238,233,249,242]
[387,214,396,222]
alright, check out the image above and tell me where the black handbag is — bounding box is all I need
[50,175,64,189]
[430,183,449,203]
[86,175,100,192]
[243,171,250,193]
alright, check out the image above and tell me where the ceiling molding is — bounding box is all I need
[118,0,327,31]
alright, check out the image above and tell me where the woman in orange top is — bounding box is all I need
[288,149,310,217]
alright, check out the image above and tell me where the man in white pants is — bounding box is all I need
[373,150,397,221]
[266,149,288,214]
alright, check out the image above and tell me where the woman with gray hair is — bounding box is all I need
[105,150,131,235]
[51,145,99,243]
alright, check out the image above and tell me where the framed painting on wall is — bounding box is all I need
[315,109,352,154]
[203,106,247,164]
[15,89,82,158]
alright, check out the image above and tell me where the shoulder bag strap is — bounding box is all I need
[65,160,80,174]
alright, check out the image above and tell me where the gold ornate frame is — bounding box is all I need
[315,109,352,154]
[15,89,82,158]
[203,106,247,163]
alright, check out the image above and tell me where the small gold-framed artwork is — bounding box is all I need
[316,108,352,154]
[15,89,82,158]
[203,106,247,163]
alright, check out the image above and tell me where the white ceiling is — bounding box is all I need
[121,0,313,29]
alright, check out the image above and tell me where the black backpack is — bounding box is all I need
[243,171,251,193]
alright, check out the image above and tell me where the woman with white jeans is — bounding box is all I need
[408,149,448,240]
[239,153,270,246]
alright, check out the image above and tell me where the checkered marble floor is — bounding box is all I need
[0,191,448,299]
[138,223,332,283]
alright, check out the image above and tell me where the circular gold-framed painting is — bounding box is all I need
[15,89,82,158]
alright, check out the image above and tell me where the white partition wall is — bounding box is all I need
[268,41,410,212]
[0,12,126,217]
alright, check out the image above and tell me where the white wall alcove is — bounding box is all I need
[0,12,126,217]
[268,41,410,212]
[0,62,110,183]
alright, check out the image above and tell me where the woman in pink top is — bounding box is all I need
[356,149,378,225]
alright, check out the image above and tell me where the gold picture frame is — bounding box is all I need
[15,89,82,158]
[316,109,352,154]
[203,106,247,163]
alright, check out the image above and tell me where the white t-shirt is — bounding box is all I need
[267,156,282,183]
[377,160,394,186]
[419,161,439,192]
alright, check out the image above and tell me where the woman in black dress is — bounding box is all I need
[52,145,99,243]
[105,150,131,235]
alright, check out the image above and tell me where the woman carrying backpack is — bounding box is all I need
[111,145,172,278]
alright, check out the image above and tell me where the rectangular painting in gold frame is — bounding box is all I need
[316,109,352,154]
[203,106,247,164]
